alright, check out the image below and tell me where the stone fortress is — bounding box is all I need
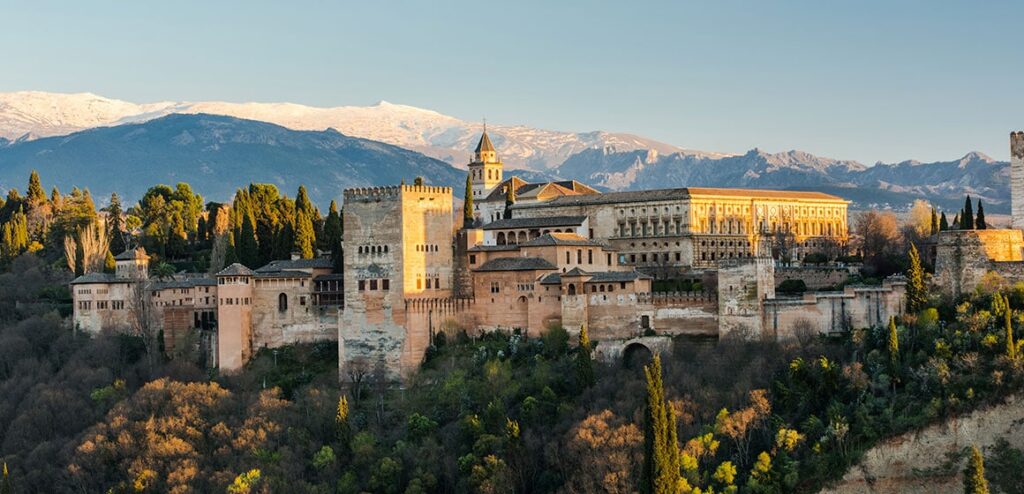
[72,130,914,379]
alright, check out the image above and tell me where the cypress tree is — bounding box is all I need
[963,445,989,494]
[576,324,595,389]
[642,355,680,494]
[940,212,949,231]
[463,174,474,227]
[1,461,10,494]
[296,185,314,217]
[504,184,516,220]
[887,316,900,373]
[906,244,927,313]
[74,234,85,277]
[237,211,259,268]
[1007,305,1017,361]
[930,208,939,235]
[324,200,343,273]
[294,208,315,259]
[27,170,46,206]
[953,213,961,230]
[108,192,126,255]
[975,200,987,230]
[963,196,974,230]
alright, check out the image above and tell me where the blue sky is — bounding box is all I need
[2,0,1021,164]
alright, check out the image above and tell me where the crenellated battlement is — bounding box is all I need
[1012,131,1024,159]
[344,184,454,202]
[404,296,475,312]
[636,291,717,305]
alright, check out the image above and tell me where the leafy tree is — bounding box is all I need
[413,176,424,186]
[975,200,987,229]
[336,395,350,443]
[1007,306,1017,361]
[641,355,680,494]
[463,174,474,227]
[26,170,47,206]
[963,445,989,494]
[293,208,315,259]
[906,243,927,313]
[104,251,116,274]
[887,316,899,373]
[940,211,949,231]
[227,469,261,494]
[324,200,343,273]
[963,196,975,230]
[576,324,595,389]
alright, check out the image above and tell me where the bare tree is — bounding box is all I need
[127,280,162,372]
[63,220,111,274]
[650,251,680,281]
[771,228,796,266]
[346,356,371,404]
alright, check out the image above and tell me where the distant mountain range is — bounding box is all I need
[0,91,1010,212]
[0,113,463,206]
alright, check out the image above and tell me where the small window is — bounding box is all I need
[370,279,378,290]
[470,254,477,264]
[382,279,390,290]
[426,279,432,289]
[278,293,288,312]
[358,280,366,291]
[300,296,307,306]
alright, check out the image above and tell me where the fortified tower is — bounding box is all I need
[340,185,453,379]
[717,257,775,338]
[215,263,255,371]
[1012,131,1024,230]
[468,130,503,200]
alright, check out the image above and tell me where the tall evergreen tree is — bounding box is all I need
[1007,305,1017,361]
[294,208,316,259]
[930,208,939,235]
[74,235,85,277]
[906,243,927,313]
[107,192,126,254]
[887,316,900,373]
[975,200,987,230]
[641,355,680,494]
[953,213,961,230]
[237,209,259,268]
[26,170,47,206]
[940,212,949,231]
[963,196,975,230]
[575,324,595,389]
[49,186,62,210]
[324,200,343,273]
[963,445,989,494]
[463,175,474,227]
[504,184,516,220]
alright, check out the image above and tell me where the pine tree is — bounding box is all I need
[463,174,474,227]
[975,200,987,230]
[906,243,927,313]
[887,316,900,373]
[27,170,46,206]
[293,208,315,259]
[295,185,314,217]
[108,192,126,255]
[50,186,62,210]
[1007,305,1017,361]
[940,212,949,231]
[963,445,989,494]
[930,208,939,235]
[324,200,343,273]
[576,324,595,389]
[642,355,681,494]
[963,196,975,230]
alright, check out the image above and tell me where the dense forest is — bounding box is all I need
[0,171,1022,493]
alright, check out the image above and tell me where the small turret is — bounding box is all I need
[468,128,503,199]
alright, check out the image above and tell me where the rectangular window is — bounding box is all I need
[577,249,582,264]
[490,281,500,294]
[426,278,432,289]
[370,279,378,290]
[641,254,647,263]
[417,279,422,290]
[382,279,390,290]
[607,253,612,265]
[358,280,366,291]
[588,249,593,264]
[566,251,570,264]
[300,296,307,306]
[434,278,440,290]
[469,254,477,264]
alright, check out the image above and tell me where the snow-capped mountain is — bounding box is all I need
[0,91,713,170]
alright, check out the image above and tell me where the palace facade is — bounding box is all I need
[71,131,904,379]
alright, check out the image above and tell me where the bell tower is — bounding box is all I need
[468,127,503,199]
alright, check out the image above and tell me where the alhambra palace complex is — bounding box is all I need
[71,131,1024,378]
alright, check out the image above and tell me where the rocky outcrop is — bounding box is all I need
[820,395,1024,494]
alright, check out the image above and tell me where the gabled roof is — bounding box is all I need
[153,277,217,289]
[474,257,558,272]
[520,233,609,248]
[563,267,589,277]
[588,270,653,282]
[480,178,599,203]
[216,263,255,276]
[468,244,521,252]
[114,247,149,261]
[475,131,496,154]
[255,257,334,272]
[482,216,587,230]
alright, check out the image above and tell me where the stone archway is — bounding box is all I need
[623,342,653,369]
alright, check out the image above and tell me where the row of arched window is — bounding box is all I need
[358,245,389,255]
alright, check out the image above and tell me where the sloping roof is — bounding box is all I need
[255,257,334,272]
[520,233,608,248]
[482,216,587,230]
[539,273,562,285]
[153,277,217,289]
[474,257,558,272]
[313,274,346,281]
[563,267,589,277]
[468,244,521,252]
[475,131,496,153]
[114,247,149,261]
[512,187,845,209]
[216,263,255,276]
[588,271,653,282]
[70,272,122,285]
[481,178,599,203]
[255,270,312,279]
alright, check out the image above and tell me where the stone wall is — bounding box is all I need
[821,395,1024,494]
[764,280,905,338]
[1011,131,1024,230]
[775,266,853,290]
[251,277,337,350]
[717,258,775,337]
[934,229,1024,298]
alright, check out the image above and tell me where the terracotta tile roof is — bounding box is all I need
[474,257,558,272]
[216,263,255,276]
[482,216,587,230]
[520,233,608,248]
[512,187,846,208]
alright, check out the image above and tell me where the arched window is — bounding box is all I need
[497,232,506,245]
[568,284,577,296]
[278,293,288,312]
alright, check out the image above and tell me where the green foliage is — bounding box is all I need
[940,212,949,231]
[293,208,315,259]
[963,196,975,230]
[463,174,474,226]
[642,355,680,494]
[575,324,595,390]
[887,316,900,373]
[1,462,10,494]
[541,324,569,357]
[985,439,1024,493]
[312,445,335,470]
[975,200,987,230]
[323,200,343,273]
[226,469,261,494]
[778,279,807,295]
[963,445,989,494]
[906,243,927,313]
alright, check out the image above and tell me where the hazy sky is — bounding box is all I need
[3,0,1021,164]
